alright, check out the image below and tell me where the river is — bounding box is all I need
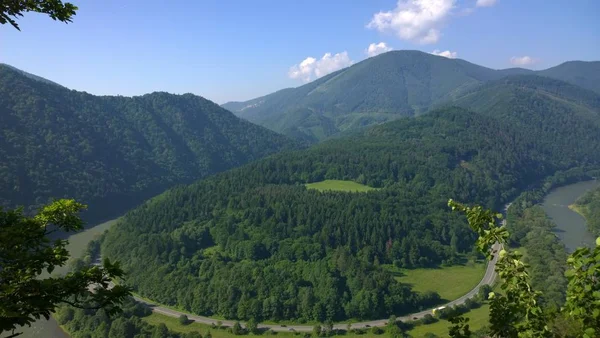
[7,218,120,338]
[541,179,600,251]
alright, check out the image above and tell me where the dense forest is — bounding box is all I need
[223,51,600,141]
[571,184,600,235]
[0,65,296,222]
[102,87,600,322]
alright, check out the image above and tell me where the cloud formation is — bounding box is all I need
[366,42,393,57]
[510,56,539,66]
[367,0,455,44]
[431,49,458,58]
[288,52,353,82]
[476,0,497,7]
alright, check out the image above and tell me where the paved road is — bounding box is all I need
[125,203,511,333]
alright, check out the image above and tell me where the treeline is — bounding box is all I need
[572,184,600,235]
[56,299,205,338]
[0,65,295,222]
[101,103,600,322]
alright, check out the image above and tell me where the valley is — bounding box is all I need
[2,7,599,335]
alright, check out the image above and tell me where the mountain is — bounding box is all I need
[0,64,297,222]
[101,78,600,322]
[223,51,599,142]
[538,61,600,94]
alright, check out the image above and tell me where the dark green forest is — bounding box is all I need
[102,85,600,322]
[0,65,296,222]
[223,51,600,141]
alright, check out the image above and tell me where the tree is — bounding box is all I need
[312,325,322,337]
[179,314,189,325]
[0,0,78,30]
[246,317,258,334]
[232,321,243,335]
[0,199,130,338]
[478,284,492,301]
[448,199,600,338]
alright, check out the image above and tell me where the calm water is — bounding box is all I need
[7,218,120,338]
[541,180,600,251]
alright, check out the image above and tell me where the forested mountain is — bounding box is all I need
[102,77,600,323]
[538,60,600,94]
[222,51,599,142]
[0,65,296,222]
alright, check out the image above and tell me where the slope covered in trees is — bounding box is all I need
[222,51,599,142]
[0,64,296,221]
[102,86,600,323]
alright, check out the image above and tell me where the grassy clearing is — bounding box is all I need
[305,180,377,192]
[568,203,586,217]
[389,262,486,301]
[407,304,490,336]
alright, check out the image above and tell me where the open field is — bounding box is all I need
[305,180,377,192]
[389,262,486,301]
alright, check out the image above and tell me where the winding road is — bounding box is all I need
[127,204,510,333]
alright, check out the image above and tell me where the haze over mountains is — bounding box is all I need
[223,51,600,142]
[0,64,296,221]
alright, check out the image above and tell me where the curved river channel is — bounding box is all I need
[12,179,600,337]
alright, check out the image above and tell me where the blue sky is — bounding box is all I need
[1,0,598,103]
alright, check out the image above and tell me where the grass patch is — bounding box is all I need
[408,304,490,336]
[390,262,486,301]
[305,180,377,192]
[568,203,586,218]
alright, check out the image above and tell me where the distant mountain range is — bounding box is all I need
[222,50,600,142]
[0,64,296,222]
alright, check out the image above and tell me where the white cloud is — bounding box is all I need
[366,42,394,57]
[476,0,497,7]
[510,56,539,66]
[288,52,353,83]
[367,0,456,44]
[431,49,458,58]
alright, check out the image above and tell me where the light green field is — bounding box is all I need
[390,262,486,301]
[408,304,490,336]
[305,180,377,192]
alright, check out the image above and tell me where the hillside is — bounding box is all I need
[223,51,599,142]
[0,65,296,222]
[538,61,600,94]
[102,79,600,323]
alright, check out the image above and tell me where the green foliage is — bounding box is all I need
[563,242,600,338]
[179,314,190,325]
[449,199,600,337]
[0,199,131,337]
[0,65,296,222]
[448,316,471,338]
[0,0,78,30]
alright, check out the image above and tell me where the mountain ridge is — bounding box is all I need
[0,64,297,222]
[222,51,599,142]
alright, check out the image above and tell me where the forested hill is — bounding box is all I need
[0,64,296,222]
[102,88,600,323]
[222,51,599,142]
